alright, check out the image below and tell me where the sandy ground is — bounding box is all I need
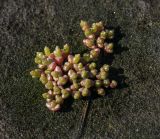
[0,0,160,138]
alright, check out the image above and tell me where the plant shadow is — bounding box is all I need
[60,97,74,112]
[102,26,128,65]
[103,26,129,84]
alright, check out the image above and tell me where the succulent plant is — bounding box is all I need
[80,20,115,55]
[30,21,118,112]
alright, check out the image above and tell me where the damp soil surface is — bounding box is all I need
[0,0,160,139]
